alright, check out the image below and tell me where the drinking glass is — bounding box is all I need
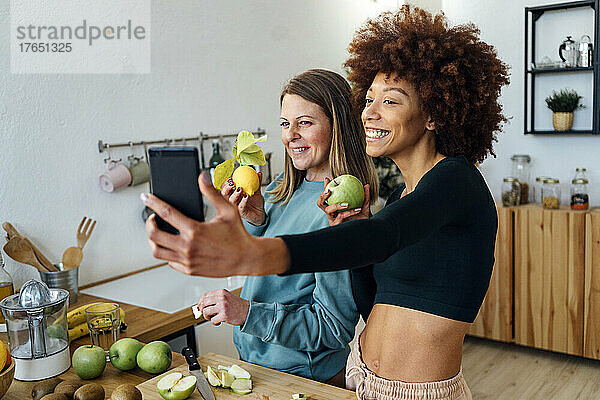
[85,303,120,361]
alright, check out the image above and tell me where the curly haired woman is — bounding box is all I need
[143,6,509,400]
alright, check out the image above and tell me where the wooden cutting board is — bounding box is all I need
[136,353,356,400]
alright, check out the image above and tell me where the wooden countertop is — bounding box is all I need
[0,262,240,398]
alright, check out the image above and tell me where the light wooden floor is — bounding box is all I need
[463,336,600,399]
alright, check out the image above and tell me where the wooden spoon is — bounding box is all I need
[2,222,57,272]
[3,237,51,273]
[61,246,82,271]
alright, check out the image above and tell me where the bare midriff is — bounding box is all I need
[360,303,470,382]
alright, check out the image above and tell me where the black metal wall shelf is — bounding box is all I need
[528,66,594,74]
[528,129,596,134]
[524,0,600,135]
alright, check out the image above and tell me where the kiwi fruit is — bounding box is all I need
[74,383,105,400]
[54,380,83,399]
[110,384,142,400]
[39,395,68,400]
[32,378,63,400]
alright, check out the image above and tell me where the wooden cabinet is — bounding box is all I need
[470,206,513,342]
[584,208,600,359]
[513,206,586,356]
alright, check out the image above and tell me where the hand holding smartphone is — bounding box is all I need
[148,147,205,234]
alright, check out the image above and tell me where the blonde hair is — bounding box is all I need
[268,69,379,204]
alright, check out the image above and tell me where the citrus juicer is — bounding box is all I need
[0,279,71,380]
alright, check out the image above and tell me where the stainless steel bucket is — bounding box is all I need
[39,264,79,304]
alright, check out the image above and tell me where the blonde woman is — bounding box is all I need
[195,69,378,387]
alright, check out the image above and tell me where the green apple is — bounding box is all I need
[228,364,251,379]
[157,372,197,400]
[230,378,252,395]
[47,324,67,340]
[109,338,144,371]
[221,371,235,388]
[325,174,365,209]
[72,345,106,379]
[206,365,221,386]
[136,340,172,374]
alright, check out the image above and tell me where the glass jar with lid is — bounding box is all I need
[570,179,589,210]
[574,168,588,180]
[502,177,520,206]
[511,155,531,204]
[534,176,551,204]
[542,179,561,209]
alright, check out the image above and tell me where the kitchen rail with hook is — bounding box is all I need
[97,128,266,169]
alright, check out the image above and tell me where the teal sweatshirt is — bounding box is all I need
[233,176,359,382]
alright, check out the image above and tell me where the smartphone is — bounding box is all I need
[148,147,205,234]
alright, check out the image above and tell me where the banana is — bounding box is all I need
[68,322,90,341]
[67,302,102,328]
[67,303,126,329]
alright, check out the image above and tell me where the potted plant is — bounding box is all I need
[545,89,585,131]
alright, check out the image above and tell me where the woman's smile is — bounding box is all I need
[365,127,391,142]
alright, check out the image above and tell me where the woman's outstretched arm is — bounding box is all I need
[143,172,289,277]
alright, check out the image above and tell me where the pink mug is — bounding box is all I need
[99,160,132,192]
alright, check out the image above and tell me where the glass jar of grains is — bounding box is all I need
[542,179,561,209]
[534,176,551,204]
[502,177,521,207]
[511,154,531,204]
[570,179,589,210]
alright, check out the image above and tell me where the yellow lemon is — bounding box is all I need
[232,166,260,196]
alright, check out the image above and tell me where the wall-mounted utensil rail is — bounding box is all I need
[97,128,266,169]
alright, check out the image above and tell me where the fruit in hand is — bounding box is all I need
[232,166,260,196]
[136,340,172,374]
[109,338,144,371]
[72,345,106,379]
[325,174,365,209]
[156,372,197,400]
[110,384,143,400]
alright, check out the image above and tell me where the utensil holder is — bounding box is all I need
[39,264,79,304]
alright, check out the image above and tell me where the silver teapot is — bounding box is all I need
[559,36,578,67]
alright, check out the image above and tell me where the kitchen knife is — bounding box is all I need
[182,347,216,400]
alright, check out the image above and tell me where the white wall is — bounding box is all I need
[0,0,391,288]
[441,0,599,205]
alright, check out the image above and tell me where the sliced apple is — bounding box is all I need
[231,378,252,395]
[229,364,251,379]
[156,372,196,400]
[221,371,235,388]
[206,365,222,387]
[217,365,230,372]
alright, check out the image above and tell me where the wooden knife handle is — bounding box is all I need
[3,222,58,272]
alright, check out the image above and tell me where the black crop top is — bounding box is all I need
[280,156,497,323]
